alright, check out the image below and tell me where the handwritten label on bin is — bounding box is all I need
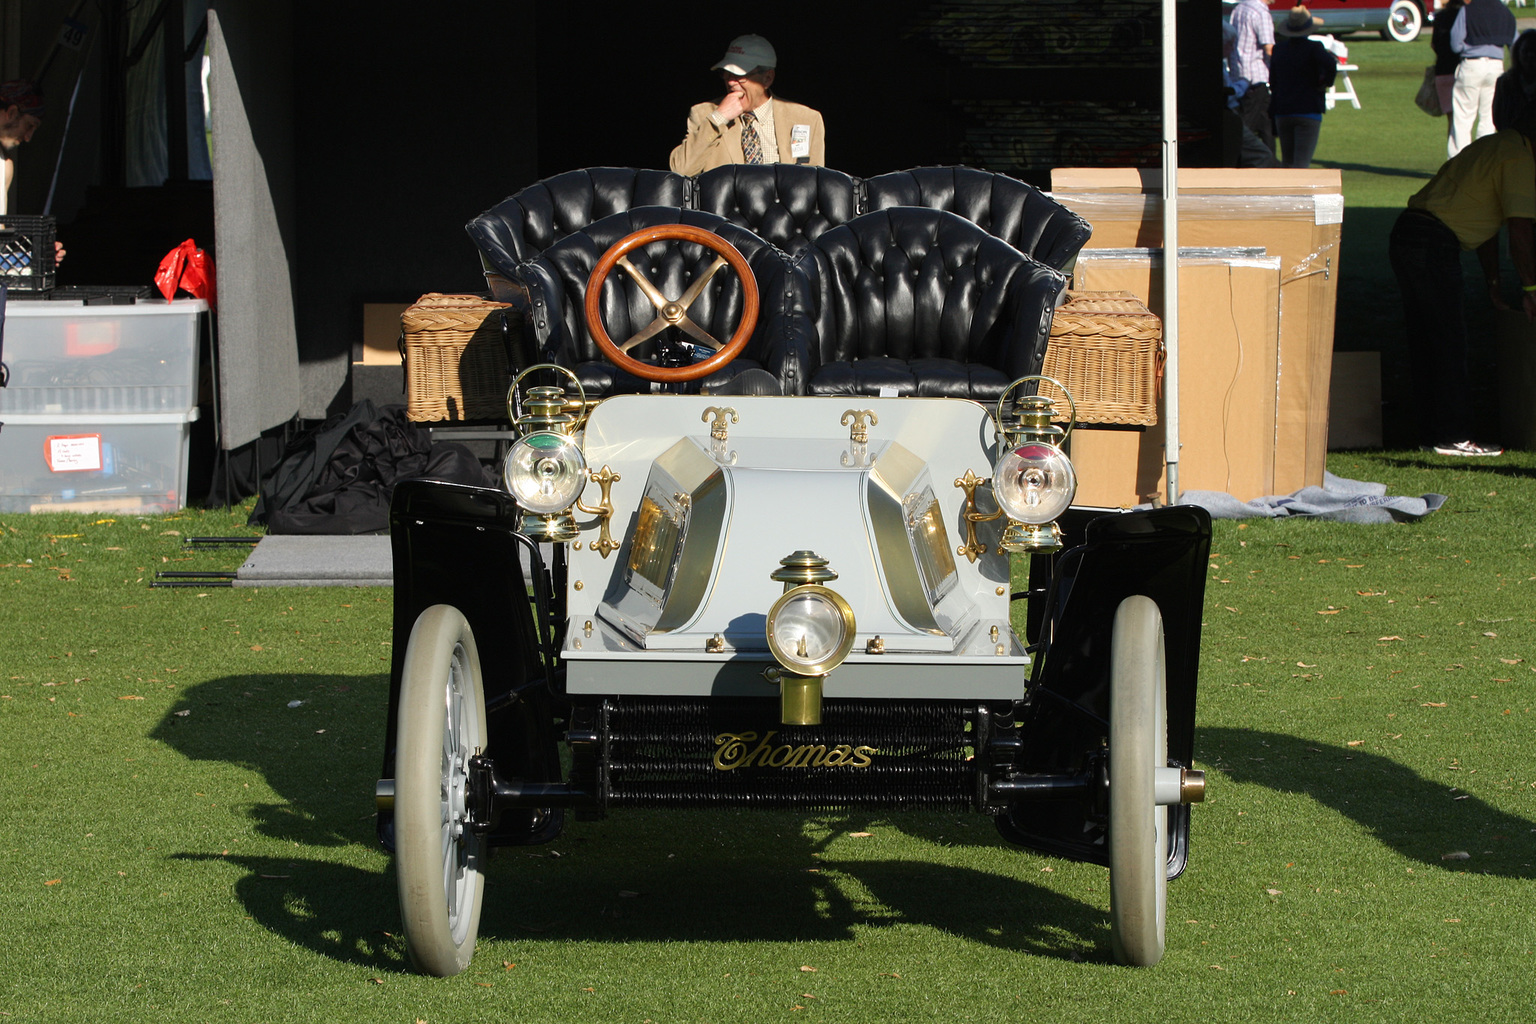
[44,434,103,472]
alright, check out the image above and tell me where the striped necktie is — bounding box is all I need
[740,111,764,165]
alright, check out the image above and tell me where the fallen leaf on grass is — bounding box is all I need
[1316,609,1342,615]
[118,695,143,701]
[799,965,818,973]
[1378,636,1403,642]
[879,972,902,978]
[1346,740,1364,747]
[1422,702,1448,708]
[43,879,61,886]
[848,831,873,838]
[1441,851,1471,861]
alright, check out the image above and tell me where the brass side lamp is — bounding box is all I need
[502,365,590,541]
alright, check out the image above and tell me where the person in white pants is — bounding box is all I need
[1448,0,1517,158]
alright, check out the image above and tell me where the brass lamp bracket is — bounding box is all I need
[841,409,878,444]
[702,406,738,441]
[954,468,1004,564]
[576,465,622,558]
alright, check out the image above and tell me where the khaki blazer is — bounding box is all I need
[668,97,826,175]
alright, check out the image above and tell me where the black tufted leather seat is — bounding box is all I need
[796,208,1068,401]
[466,168,690,289]
[518,207,802,398]
[694,165,859,257]
[864,166,1092,273]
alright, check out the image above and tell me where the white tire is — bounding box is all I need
[395,605,488,976]
[1108,595,1168,967]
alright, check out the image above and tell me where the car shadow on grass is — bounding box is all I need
[173,823,1108,972]
[476,822,1108,963]
[150,672,389,848]
[154,675,1112,969]
[1199,727,1536,878]
[173,852,408,971]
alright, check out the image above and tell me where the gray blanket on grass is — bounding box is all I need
[1171,472,1446,524]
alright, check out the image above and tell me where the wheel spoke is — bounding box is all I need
[616,256,670,311]
[676,256,730,310]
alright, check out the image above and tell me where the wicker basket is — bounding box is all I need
[1041,290,1162,426]
[401,293,516,422]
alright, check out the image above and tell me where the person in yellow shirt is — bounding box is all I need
[1390,128,1536,456]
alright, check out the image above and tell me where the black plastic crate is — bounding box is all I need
[0,215,57,294]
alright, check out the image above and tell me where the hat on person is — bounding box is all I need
[711,34,776,75]
[0,80,44,117]
[1276,6,1323,37]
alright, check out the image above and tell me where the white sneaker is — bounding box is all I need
[1429,440,1504,457]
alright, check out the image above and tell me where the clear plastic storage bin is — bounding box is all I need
[0,409,200,513]
[0,299,205,414]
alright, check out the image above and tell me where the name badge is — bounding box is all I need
[790,123,811,159]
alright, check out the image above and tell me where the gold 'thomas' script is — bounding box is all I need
[713,731,878,770]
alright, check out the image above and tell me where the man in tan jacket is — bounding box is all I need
[669,34,825,175]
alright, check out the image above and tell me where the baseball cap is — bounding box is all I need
[0,80,44,117]
[711,34,776,75]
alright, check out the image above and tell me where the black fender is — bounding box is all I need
[999,504,1211,872]
[377,479,565,849]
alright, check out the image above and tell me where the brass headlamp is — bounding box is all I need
[764,551,857,726]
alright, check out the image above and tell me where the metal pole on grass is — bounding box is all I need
[1161,0,1181,506]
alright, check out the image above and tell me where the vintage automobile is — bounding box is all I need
[374,165,1212,977]
[1253,0,1429,43]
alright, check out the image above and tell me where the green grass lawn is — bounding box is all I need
[4,27,1536,1024]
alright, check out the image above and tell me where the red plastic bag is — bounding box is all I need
[154,239,217,307]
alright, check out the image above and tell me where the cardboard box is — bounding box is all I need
[360,302,412,366]
[1051,168,1342,494]
[1067,251,1282,506]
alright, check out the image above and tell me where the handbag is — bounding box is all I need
[1416,65,1444,117]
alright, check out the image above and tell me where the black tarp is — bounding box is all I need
[249,400,490,535]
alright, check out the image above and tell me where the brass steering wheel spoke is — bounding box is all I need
[675,316,722,351]
[617,316,671,354]
[616,256,671,311]
[676,255,730,310]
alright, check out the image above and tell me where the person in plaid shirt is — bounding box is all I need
[1229,0,1277,157]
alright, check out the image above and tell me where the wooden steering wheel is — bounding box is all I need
[584,224,759,383]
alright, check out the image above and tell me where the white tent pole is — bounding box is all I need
[1161,0,1181,506]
